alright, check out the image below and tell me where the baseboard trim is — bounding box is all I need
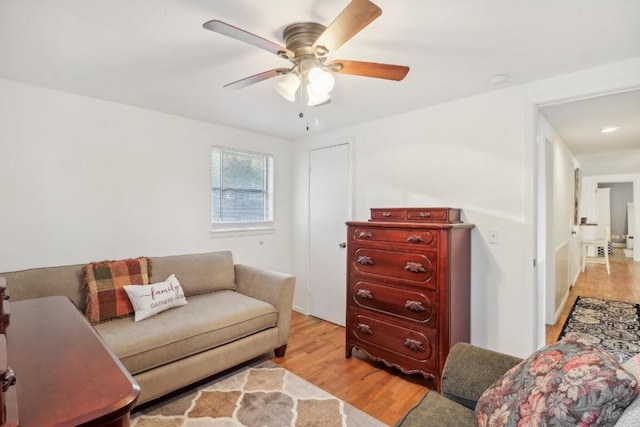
[293,304,309,315]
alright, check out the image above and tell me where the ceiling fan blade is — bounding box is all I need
[329,60,409,81]
[223,68,290,89]
[312,0,382,56]
[203,20,294,59]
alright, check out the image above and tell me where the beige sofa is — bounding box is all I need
[0,251,296,405]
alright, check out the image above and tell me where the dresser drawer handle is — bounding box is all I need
[382,212,392,217]
[356,323,373,335]
[403,338,425,352]
[419,212,431,218]
[404,262,426,273]
[358,231,373,239]
[405,300,425,312]
[357,289,374,300]
[357,256,374,265]
[2,367,16,392]
[406,235,424,243]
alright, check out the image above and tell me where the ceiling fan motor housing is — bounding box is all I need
[282,22,326,58]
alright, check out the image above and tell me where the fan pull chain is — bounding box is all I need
[297,79,310,131]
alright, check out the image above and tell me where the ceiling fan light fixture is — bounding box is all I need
[307,89,331,107]
[275,73,300,102]
[308,67,335,95]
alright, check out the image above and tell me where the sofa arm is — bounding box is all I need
[234,265,296,351]
[441,342,523,410]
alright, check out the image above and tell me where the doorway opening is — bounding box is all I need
[536,87,640,349]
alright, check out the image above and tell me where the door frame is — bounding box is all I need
[533,85,640,349]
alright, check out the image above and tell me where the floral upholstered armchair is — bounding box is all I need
[395,336,640,427]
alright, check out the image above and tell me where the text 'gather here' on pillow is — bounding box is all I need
[124,274,187,322]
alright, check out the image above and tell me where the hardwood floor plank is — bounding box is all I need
[546,254,640,345]
[272,312,432,425]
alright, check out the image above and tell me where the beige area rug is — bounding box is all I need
[131,359,388,427]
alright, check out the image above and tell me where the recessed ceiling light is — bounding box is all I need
[600,126,619,133]
[491,74,509,85]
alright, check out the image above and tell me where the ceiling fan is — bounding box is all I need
[203,0,409,107]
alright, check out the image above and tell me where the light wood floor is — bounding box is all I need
[272,250,639,425]
[545,249,640,345]
[272,313,432,426]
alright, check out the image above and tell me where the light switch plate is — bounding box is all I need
[489,228,499,244]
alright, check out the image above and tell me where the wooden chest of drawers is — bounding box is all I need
[346,209,473,390]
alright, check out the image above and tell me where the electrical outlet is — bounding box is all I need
[489,228,500,244]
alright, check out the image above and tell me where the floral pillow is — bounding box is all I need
[476,335,638,427]
[616,353,640,427]
[622,352,640,389]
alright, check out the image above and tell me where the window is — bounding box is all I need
[211,147,274,231]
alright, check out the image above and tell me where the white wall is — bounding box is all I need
[292,57,640,359]
[0,78,295,274]
[293,86,537,357]
[578,149,640,176]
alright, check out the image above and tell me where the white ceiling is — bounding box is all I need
[1,0,640,142]
[539,89,640,157]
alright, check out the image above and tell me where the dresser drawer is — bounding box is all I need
[351,281,436,326]
[351,227,437,247]
[351,248,436,288]
[406,208,460,223]
[351,313,436,367]
[370,207,461,223]
[370,209,406,221]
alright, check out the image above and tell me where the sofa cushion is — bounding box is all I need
[150,251,235,295]
[1,264,85,309]
[441,342,523,410]
[124,274,187,322]
[95,290,277,375]
[394,391,477,427]
[83,257,151,323]
[476,335,638,427]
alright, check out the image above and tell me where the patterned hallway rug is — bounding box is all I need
[558,296,640,363]
[131,359,387,427]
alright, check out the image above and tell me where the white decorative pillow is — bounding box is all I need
[123,274,187,322]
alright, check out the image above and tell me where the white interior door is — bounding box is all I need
[628,203,634,247]
[596,188,611,240]
[309,144,350,326]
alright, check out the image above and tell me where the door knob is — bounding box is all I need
[339,242,346,248]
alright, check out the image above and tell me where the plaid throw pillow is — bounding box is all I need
[83,257,151,323]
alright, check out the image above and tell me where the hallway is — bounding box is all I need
[546,250,640,344]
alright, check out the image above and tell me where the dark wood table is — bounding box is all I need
[6,296,140,426]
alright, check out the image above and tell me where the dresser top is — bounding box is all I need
[346,220,475,229]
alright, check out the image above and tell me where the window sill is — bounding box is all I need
[209,226,276,238]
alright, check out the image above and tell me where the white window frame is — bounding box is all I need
[210,146,274,235]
